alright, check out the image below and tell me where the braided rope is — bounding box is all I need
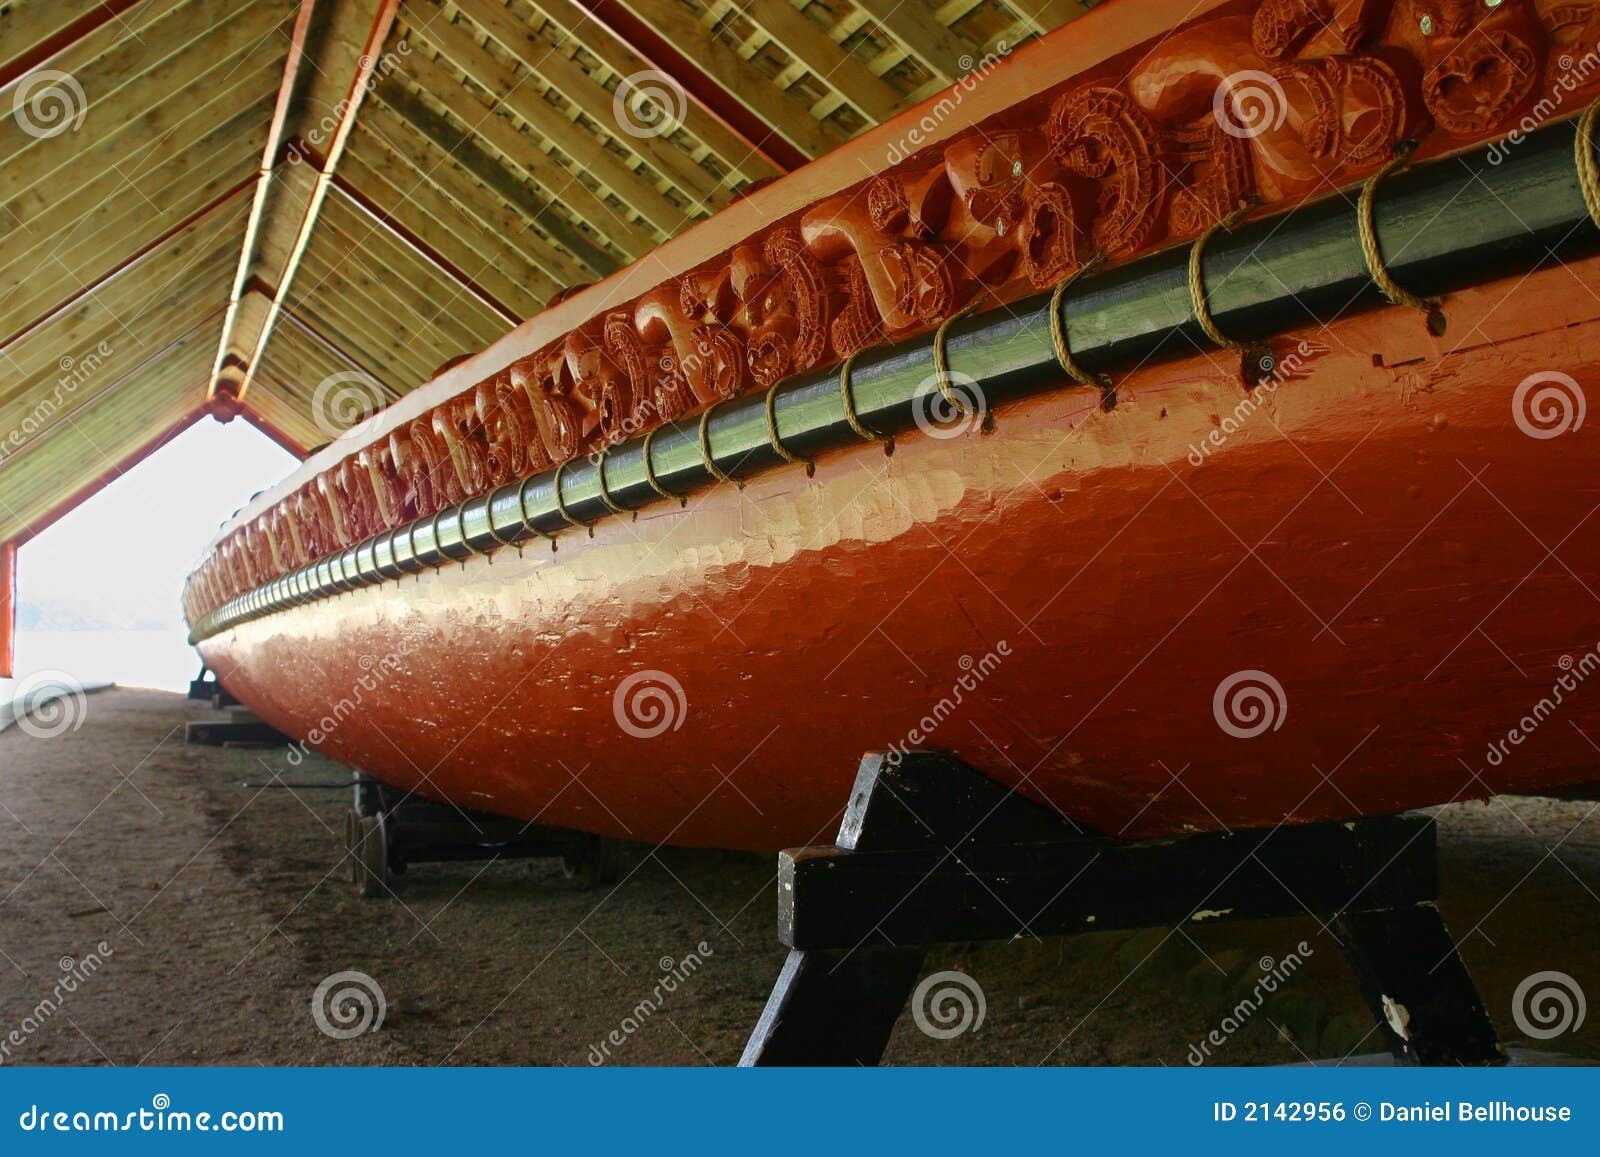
[641,427,687,505]
[552,461,592,532]
[1577,99,1600,228]
[764,382,814,475]
[1358,140,1444,331]
[1188,202,1254,350]
[698,402,742,487]
[594,447,634,517]
[1048,255,1111,389]
[932,305,975,413]
[838,351,893,453]
[515,478,559,547]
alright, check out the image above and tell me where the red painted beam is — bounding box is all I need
[0,0,150,93]
[565,0,806,174]
[0,540,15,679]
[237,405,311,459]
[0,178,255,358]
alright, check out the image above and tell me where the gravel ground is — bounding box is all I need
[1,688,1596,1066]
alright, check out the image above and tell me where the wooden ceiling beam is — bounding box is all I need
[334,147,551,318]
[354,99,597,288]
[736,1,900,124]
[562,0,818,170]
[525,0,780,182]
[406,6,690,237]
[449,0,727,208]
[238,0,403,402]
[0,0,290,205]
[850,0,982,83]
[385,45,653,259]
[205,0,318,402]
[0,180,251,358]
[0,0,151,91]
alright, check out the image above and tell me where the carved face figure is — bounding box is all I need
[1394,0,1544,135]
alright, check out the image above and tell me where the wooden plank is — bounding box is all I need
[0,191,249,357]
[335,149,552,318]
[357,95,603,286]
[737,0,900,123]
[284,281,440,390]
[450,0,728,206]
[0,62,279,242]
[851,0,981,82]
[0,0,144,84]
[405,7,692,236]
[0,97,269,289]
[525,0,780,181]
[384,45,654,258]
[578,0,834,162]
[0,0,290,203]
[0,151,259,327]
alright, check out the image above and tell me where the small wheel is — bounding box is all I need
[561,835,624,889]
[349,811,390,899]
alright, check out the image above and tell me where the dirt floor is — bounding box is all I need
[1,687,1597,1067]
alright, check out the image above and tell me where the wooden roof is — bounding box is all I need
[0,0,1093,544]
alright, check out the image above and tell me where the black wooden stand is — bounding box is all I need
[347,772,624,898]
[740,752,1502,1067]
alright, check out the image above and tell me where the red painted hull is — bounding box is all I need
[200,261,1600,851]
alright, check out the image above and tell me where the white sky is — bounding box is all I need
[3,416,297,698]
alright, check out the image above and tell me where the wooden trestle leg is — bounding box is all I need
[739,751,1503,1067]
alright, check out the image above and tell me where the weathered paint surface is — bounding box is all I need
[200,259,1600,851]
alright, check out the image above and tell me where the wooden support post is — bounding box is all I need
[740,751,1503,1067]
[1,540,15,679]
